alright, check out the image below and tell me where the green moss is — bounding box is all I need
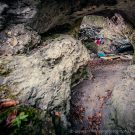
[0,84,15,99]
[0,106,55,135]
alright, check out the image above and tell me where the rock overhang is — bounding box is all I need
[1,0,135,34]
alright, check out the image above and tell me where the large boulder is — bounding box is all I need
[1,35,90,113]
[102,65,135,134]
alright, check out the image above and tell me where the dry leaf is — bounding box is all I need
[55,111,61,117]
[6,110,17,126]
[0,100,19,109]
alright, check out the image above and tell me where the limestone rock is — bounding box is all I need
[11,37,18,46]
[0,24,41,55]
[102,65,135,134]
[1,35,90,112]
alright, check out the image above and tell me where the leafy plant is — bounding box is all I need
[0,106,55,135]
[11,112,28,127]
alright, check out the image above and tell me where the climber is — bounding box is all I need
[95,38,101,46]
[95,31,104,46]
[99,31,104,45]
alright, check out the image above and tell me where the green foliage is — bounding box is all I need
[0,106,55,135]
[11,112,28,128]
[0,107,12,123]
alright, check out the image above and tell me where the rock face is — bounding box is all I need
[1,35,90,112]
[0,0,38,30]
[31,0,135,34]
[1,0,135,61]
[102,65,135,134]
[1,0,135,34]
[0,24,41,55]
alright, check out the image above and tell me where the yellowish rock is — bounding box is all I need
[7,31,12,36]
[11,37,18,46]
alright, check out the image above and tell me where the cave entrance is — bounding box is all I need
[69,14,134,135]
[78,14,134,60]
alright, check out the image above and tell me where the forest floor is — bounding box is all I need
[70,58,131,135]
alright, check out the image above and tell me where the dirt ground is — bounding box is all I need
[70,59,131,135]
